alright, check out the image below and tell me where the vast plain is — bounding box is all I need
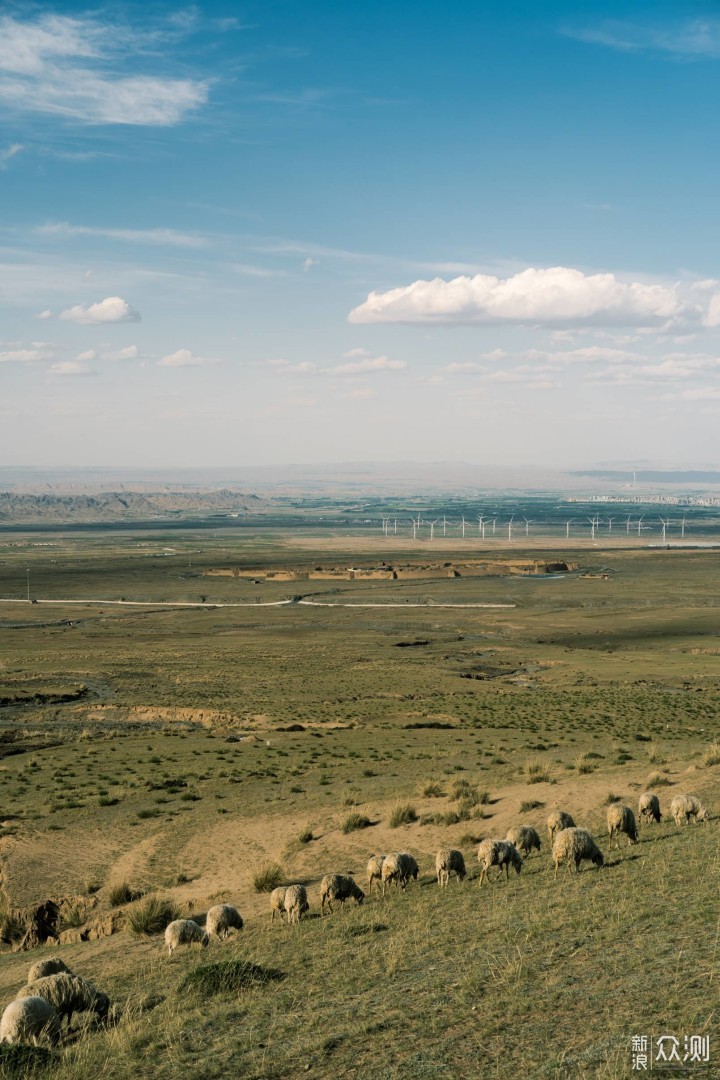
[0,523,718,1078]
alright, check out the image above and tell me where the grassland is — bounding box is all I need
[0,531,718,1077]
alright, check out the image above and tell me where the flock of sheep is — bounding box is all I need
[0,789,709,1048]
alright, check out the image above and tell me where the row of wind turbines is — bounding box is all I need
[379,514,690,542]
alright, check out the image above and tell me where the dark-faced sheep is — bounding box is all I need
[506,825,541,857]
[552,827,604,878]
[477,840,523,885]
[638,792,662,824]
[607,804,638,847]
[547,810,575,844]
[205,904,243,940]
[320,874,364,914]
[27,957,72,984]
[17,974,110,1027]
[436,847,466,887]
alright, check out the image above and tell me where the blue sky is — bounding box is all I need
[3,1,720,468]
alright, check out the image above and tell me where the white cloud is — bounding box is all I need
[563,19,720,58]
[59,296,141,324]
[48,360,96,377]
[75,348,96,362]
[303,257,317,272]
[678,387,720,400]
[331,355,406,375]
[36,309,53,320]
[158,348,214,367]
[348,266,711,328]
[0,142,22,167]
[0,14,209,126]
[36,223,209,248]
[105,345,139,361]
[0,347,51,363]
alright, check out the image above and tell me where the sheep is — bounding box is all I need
[319,874,365,914]
[283,884,309,924]
[670,794,709,826]
[366,855,386,893]
[547,810,575,844]
[205,904,243,940]
[381,852,419,894]
[27,957,72,984]
[17,974,110,1027]
[163,918,209,956]
[435,847,466,887]
[270,887,288,923]
[0,997,61,1046]
[477,840,523,885]
[506,825,541,857]
[638,792,662,825]
[552,827,604,878]
[607,804,639,847]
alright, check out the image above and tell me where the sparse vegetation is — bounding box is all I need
[524,760,551,784]
[127,896,180,936]
[389,802,418,828]
[253,863,285,893]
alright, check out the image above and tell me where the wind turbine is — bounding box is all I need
[460,516,467,538]
[508,515,514,541]
[637,515,644,536]
[411,517,417,540]
[477,514,485,537]
[681,516,687,539]
[523,516,531,537]
[565,519,573,539]
[626,515,632,535]
[659,518,669,543]
[492,518,497,536]
[430,519,438,540]
[607,517,613,533]
[588,515,597,541]
[442,515,448,537]
[394,518,397,535]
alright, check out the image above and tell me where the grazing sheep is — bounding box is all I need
[163,919,209,957]
[270,887,288,923]
[547,810,575,844]
[552,828,604,878]
[670,794,709,826]
[366,855,386,893]
[477,840,523,885]
[0,997,61,1046]
[205,904,243,940]
[27,957,72,984]
[506,825,541,857]
[607,804,639,847]
[435,847,466,887]
[381,852,419,894]
[638,792,662,825]
[319,874,365,914]
[17,974,110,1027]
[284,884,309,924]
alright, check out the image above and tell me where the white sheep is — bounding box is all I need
[320,874,365,914]
[205,904,244,940]
[547,810,575,844]
[670,794,709,826]
[477,840,523,885]
[0,997,61,1046]
[506,825,541,857]
[27,957,72,984]
[366,855,386,893]
[638,792,662,824]
[164,918,209,956]
[552,827,604,878]
[16,974,110,1027]
[270,887,288,923]
[283,884,309,924]
[435,847,466,886]
[607,804,639,847]
[381,852,419,894]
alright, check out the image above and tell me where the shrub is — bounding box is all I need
[109,883,142,907]
[458,832,484,846]
[61,904,86,929]
[389,803,418,828]
[127,896,180,936]
[575,753,595,775]
[297,827,314,844]
[419,780,444,798]
[604,792,622,805]
[0,1044,54,1074]
[0,909,24,945]
[253,863,284,893]
[178,960,285,997]
[524,761,551,784]
[98,796,119,807]
[519,800,545,813]
[341,813,371,834]
[703,741,720,767]
[449,779,476,801]
[647,772,674,788]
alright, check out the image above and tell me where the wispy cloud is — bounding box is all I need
[48,359,97,377]
[0,142,23,168]
[0,345,52,363]
[35,222,209,248]
[59,296,141,325]
[0,14,209,126]
[158,348,216,367]
[563,19,720,58]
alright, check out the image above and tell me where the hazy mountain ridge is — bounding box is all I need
[0,490,264,524]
